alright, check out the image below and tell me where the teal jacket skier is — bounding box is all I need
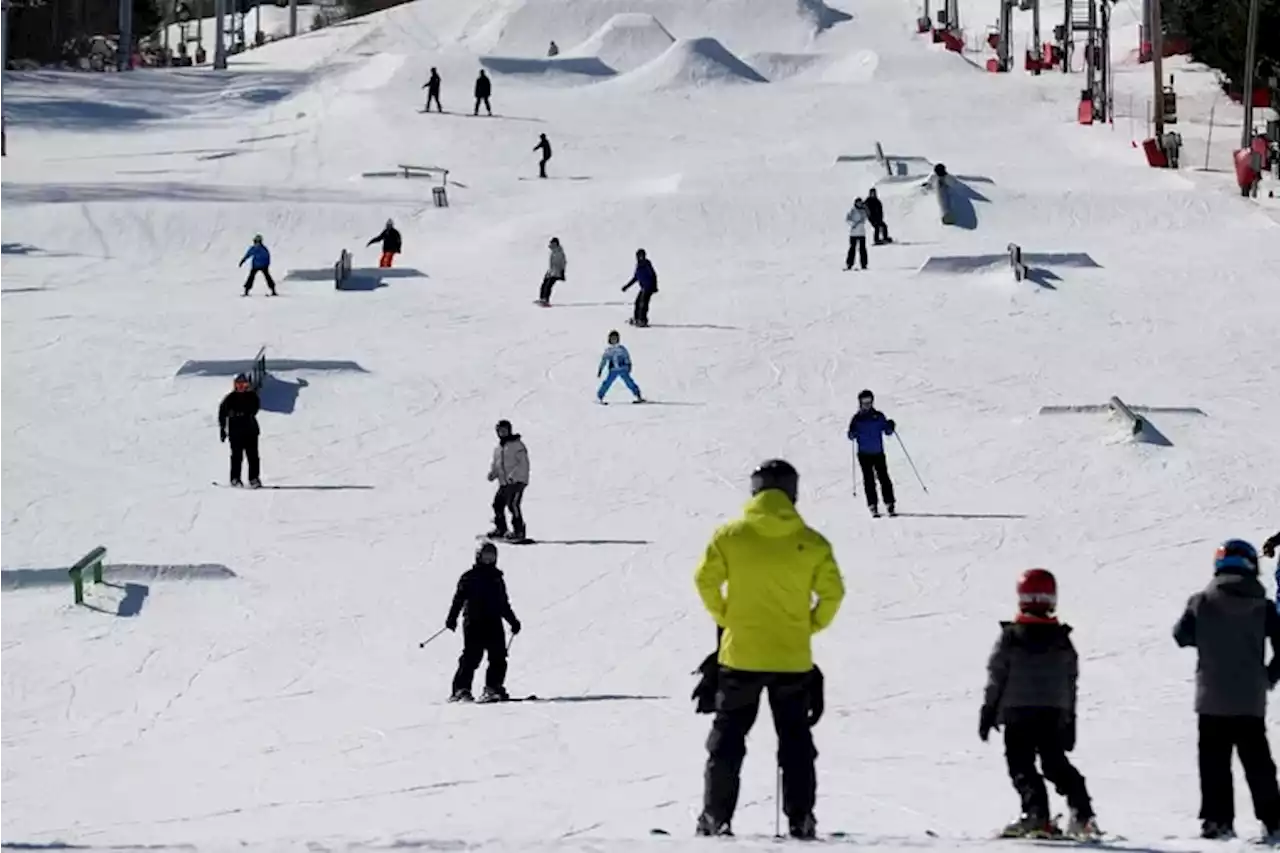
[597,330,644,403]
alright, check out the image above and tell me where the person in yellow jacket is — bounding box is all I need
[693,459,846,839]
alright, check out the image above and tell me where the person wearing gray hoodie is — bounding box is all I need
[1174,539,1280,841]
[537,237,566,305]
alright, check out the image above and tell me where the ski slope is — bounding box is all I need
[2,0,1279,848]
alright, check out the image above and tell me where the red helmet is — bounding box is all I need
[1016,568,1057,615]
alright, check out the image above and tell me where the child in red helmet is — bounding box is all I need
[980,569,1100,840]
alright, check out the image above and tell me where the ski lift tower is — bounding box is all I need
[1067,0,1112,121]
[934,0,961,45]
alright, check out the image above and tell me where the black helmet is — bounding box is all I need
[476,541,498,564]
[495,419,512,434]
[857,388,874,403]
[750,459,799,504]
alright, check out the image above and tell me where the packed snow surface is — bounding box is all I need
[3,0,1280,849]
[565,13,676,73]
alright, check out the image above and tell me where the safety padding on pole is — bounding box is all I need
[933,164,954,224]
[1008,243,1027,281]
[334,249,352,290]
[1108,396,1147,437]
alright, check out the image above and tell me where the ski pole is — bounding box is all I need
[850,443,857,498]
[774,763,783,839]
[418,627,447,649]
[507,633,516,653]
[894,432,928,494]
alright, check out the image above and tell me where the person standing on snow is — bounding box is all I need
[846,388,897,517]
[446,541,522,704]
[366,219,402,268]
[474,70,492,116]
[1173,539,1280,841]
[865,188,892,245]
[597,329,644,404]
[239,234,277,296]
[622,248,657,327]
[844,198,869,271]
[538,237,566,305]
[422,67,442,112]
[1264,533,1280,611]
[694,459,845,839]
[534,133,552,179]
[217,373,262,487]
[981,569,1101,841]
[486,420,529,542]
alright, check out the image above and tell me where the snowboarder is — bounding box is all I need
[693,459,845,840]
[473,70,492,116]
[844,198,868,270]
[597,329,644,403]
[487,420,530,541]
[534,133,552,179]
[538,237,566,305]
[622,248,657,327]
[846,389,897,517]
[980,569,1101,840]
[422,67,442,112]
[217,373,262,487]
[446,540,523,703]
[1173,539,1280,841]
[366,218,402,268]
[239,234,276,296]
[865,188,892,245]
[547,40,559,57]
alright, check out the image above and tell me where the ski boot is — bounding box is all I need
[1201,821,1235,840]
[695,813,733,837]
[230,478,244,487]
[448,689,474,703]
[1259,824,1280,845]
[249,478,262,489]
[1065,810,1101,841]
[633,397,646,404]
[505,530,528,543]
[1000,814,1059,839]
[486,528,508,540]
[886,503,897,517]
[870,505,881,518]
[478,686,509,704]
[789,813,818,840]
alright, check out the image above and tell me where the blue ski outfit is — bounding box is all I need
[597,343,643,401]
[847,407,897,513]
[239,240,276,295]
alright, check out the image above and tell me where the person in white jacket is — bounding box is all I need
[845,199,869,271]
[538,237,566,306]
[487,420,530,541]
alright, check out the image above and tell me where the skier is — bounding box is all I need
[422,67,442,112]
[621,248,657,327]
[534,133,552,179]
[693,459,846,839]
[537,237,567,305]
[366,218,402,268]
[473,69,492,116]
[217,373,262,488]
[239,234,277,296]
[846,389,897,517]
[844,198,868,271]
[547,40,559,57]
[1173,539,1280,841]
[597,329,644,404]
[486,419,529,542]
[980,569,1101,840]
[865,188,892,245]
[446,541,523,703]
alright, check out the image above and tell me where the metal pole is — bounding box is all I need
[289,0,297,36]
[1151,0,1164,140]
[118,0,133,71]
[1240,0,1260,148]
[1032,0,1041,69]
[214,0,227,68]
[1140,0,1150,59]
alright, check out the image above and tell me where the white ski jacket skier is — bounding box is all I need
[489,436,530,485]
[548,244,567,279]
[845,205,868,237]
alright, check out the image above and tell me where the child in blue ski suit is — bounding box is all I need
[239,234,277,296]
[597,330,644,403]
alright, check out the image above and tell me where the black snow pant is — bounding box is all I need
[230,433,260,483]
[857,452,895,510]
[492,482,527,538]
[704,668,817,826]
[1198,714,1280,830]
[452,621,508,693]
[632,289,654,326]
[474,95,491,115]
[845,236,867,270]
[539,273,561,302]
[425,91,442,112]
[1003,708,1093,821]
[871,218,891,244]
[243,266,276,294]
[539,155,550,178]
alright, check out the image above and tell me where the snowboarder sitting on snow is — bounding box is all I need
[622,248,657,327]
[1173,539,1280,841]
[422,67,442,112]
[367,219,402,268]
[865,188,892,245]
[474,69,492,116]
[538,237,566,305]
[597,329,644,404]
[981,569,1100,840]
[239,234,276,296]
[846,389,897,517]
[547,40,560,56]
[446,541,522,703]
[218,372,262,488]
[844,199,868,271]
[487,419,529,541]
[534,133,552,179]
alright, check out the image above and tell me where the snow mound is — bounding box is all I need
[610,37,768,90]
[479,54,617,81]
[743,51,829,80]
[566,14,676,72]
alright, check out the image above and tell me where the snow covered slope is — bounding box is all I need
[565,13,676,73]
[3,0,1279,849]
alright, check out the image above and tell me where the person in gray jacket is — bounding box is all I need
[537,237,566,306]
[486,419,530,541]
[1173,538,1280,841]
[980,569,1099,840]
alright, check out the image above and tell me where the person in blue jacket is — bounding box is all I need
[597,329,644,404]
[239,234,277,296]
[622,248,657,327]
[847,388,897,517]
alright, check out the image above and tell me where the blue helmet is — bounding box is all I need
[1214,539,1259,575]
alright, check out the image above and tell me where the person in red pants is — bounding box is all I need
[367,219,402,268]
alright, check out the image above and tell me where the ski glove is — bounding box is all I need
[1263,532,1280,559]
[979,706,999,742]
[1060,715,1076,752]
[885,419,896,435]
[445,618,457,632]
[807,666,825,727]
[510,619,522,635]
[220,428,227,443]
[691,651,719,714]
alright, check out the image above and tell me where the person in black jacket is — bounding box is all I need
[217,373,262,487]
[367,219,402,268]
[422,67,442,112]
[473,70,492,116]
[447,541,522,703]
[534,134,552,179]
[865,188,892,245]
